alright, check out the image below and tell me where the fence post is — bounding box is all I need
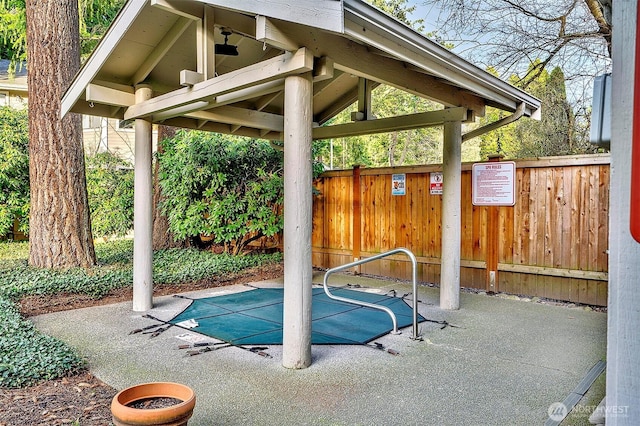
[353,165,361,274]
[485,154,503,292]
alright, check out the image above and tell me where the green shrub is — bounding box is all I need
[158,131,284,254]
[0,297,85,388]
[0,239,281,388]
[0,108,136,240]
[86,152,134,238]
[0,239,282,300]
[0,107,29,238]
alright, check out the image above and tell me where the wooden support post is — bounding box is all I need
[351,78,374,121]
[440,120,462,310]
[282,73,313,369]
[133,85,153,312]
[353,165,362,274]
[485,154,503,292]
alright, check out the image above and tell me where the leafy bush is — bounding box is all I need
[0,106,29,238]
[0,239,282,300]
[158,131,284,254]
[0,297,85,388]
[0,109,135,240]
[0,239,281,388]
[85,151,134,238]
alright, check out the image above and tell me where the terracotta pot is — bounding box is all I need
[199,234,214,243]
[111,382,196,426]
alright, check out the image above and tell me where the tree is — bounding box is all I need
[0,0,26,65]
[476,64,580,159]
[368,0,424,30]
[422,0,612,89]
[0,106,29,237]
[78,0,125,57]
[475,63,599,159]
[26,0,96,268]
[1,1,125,64]
[513,66,577,157]
[152,125,186,250]
[371,86,443,166]
[421,1,612,157]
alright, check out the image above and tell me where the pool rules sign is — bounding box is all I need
[472,161,516,206]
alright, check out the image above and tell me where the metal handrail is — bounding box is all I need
[322,248,420,339]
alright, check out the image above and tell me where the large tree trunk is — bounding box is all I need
[26,0,96,268]
[152,125,185,250]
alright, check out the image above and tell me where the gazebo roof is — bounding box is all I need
[62,0,541,140]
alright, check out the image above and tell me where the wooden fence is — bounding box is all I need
[312,154,610,306]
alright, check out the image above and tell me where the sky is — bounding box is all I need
[407,0,443,32]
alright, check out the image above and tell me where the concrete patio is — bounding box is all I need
[32,273,606,425]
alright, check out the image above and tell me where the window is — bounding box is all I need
[0,91,8,107]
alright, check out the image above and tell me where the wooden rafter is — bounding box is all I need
[124,48,314,120]
[312,107,468,140]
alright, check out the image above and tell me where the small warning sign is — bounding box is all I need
[392,174,406,195]
[430,172,443,195]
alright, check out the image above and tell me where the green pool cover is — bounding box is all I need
[169,287,425,345]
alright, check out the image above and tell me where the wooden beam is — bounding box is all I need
[124,48,314,120]
[198,6,216,79]
[229,90,283,132]
[254,90,282,111]
[313,56,334,82]
[229,89,284,133]
[312,73,378,125]
[199,0,344,33]
[351,77,374,121]
[153,101,210,121]
[314,87,358,125]
[462,102,525,142]
[515,154,611,168]
[292,29,486,115]
[180,70,204,87]
[216,80,285,106]
[313,71,352,98]
[313,107,467,140]
[186,106,284,132]
[86,83,135,107]
[211,7,256,38]
[160,116,282,140]
[256,16,299,51]
[150,0,202,20]
[131,16,193,85]
[498,263,608,281]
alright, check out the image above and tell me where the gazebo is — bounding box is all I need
[62,0,540,369]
